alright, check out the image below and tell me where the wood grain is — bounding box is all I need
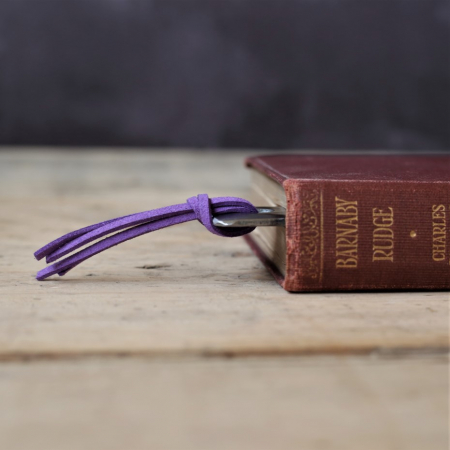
[0,150,448,359]
[0,150,448,450]
[0,355,447,450]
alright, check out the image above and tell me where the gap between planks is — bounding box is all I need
[0,346,447,364]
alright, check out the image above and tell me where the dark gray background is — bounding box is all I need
[0,0,449,150]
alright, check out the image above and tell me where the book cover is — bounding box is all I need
[245,155,450,292]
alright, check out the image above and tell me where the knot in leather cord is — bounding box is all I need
[186,194,257,237]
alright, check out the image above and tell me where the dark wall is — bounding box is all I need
[0,0,449,150]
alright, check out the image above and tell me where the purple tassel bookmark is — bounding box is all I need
[34,194,258,281]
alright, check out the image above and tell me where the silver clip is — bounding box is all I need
[213,206,285,228]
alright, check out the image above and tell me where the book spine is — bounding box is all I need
[283,179,450,291]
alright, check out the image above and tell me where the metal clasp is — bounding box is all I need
[212,206,285,228]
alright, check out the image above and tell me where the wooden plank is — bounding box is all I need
[0,354,447,450]
[0,150,448,359]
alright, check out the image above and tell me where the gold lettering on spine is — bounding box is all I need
[372,207,394,262]
[432,205,446,262]
[335,197,358,268]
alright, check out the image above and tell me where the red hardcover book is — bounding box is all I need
[245,155,450,291]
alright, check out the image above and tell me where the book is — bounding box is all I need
[244,154,450,292]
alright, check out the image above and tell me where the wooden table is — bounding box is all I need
[0,150,448,450]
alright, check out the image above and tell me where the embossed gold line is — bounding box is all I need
[320,189,324,284]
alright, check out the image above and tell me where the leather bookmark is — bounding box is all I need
[34,195,260,281]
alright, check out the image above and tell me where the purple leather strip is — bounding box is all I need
[34,195,257,281]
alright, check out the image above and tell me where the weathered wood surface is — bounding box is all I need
[0,150,448,450]
[0,150,448,358]
[0,355,447,450]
